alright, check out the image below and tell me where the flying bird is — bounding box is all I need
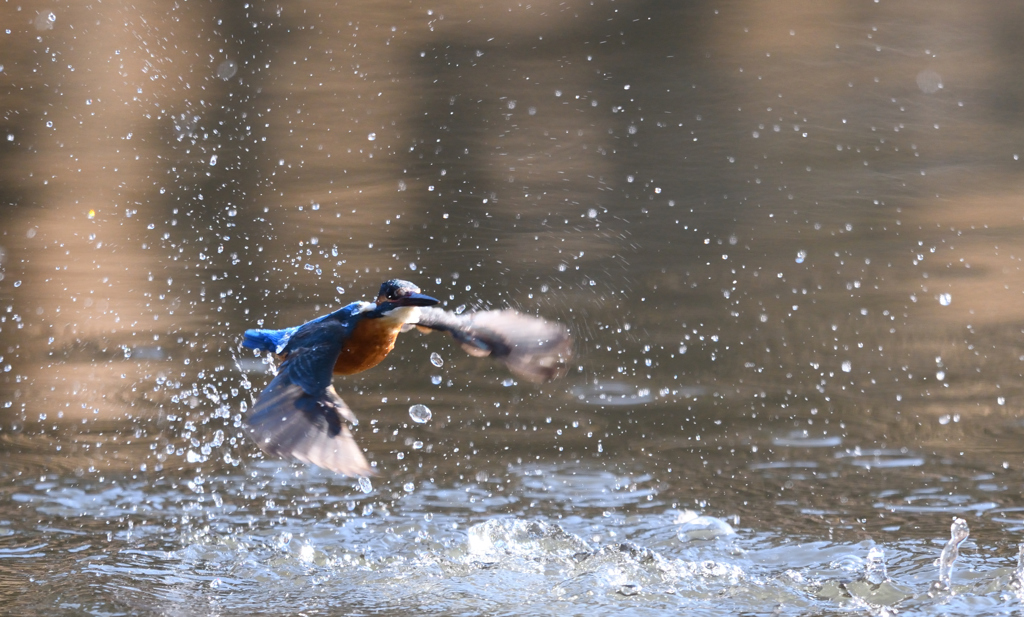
[240,279,572,476]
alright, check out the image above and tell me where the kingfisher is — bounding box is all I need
[241,279,572,476]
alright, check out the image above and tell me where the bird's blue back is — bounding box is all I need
[241,301,370,354]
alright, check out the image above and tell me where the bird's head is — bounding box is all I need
[375,279,439,310]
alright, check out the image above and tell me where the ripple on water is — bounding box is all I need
[674,511,737,543]
[570,382,657,406]
[771,431,843,448]
[834,447,925,469]
[514,466,661,510]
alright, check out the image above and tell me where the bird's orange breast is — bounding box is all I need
[332,318,404,375]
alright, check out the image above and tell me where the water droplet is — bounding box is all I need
[368,132,376,141]
[937,518,969,589]
[358,476,373,494]
[272,532,293,550]
[216,60,238,80]
[841,360,852,373]
[403,482,415,492]
[430,375,442,385]
[430,352,443,367]
[916,69,943,94]
[938,293,952,306]
[409,404,432,424]
[34,11,56,31]
[865,546,888,585]
[795,249,807,264]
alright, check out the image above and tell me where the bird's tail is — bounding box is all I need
[241,328,294,353]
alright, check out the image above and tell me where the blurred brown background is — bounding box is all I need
[3,0,1024,500]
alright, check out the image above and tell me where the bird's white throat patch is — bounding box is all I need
[380,305,421,324]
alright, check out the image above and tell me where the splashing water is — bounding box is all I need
[358,476,373,494]
[409,404,432,423]
[864,545,888,585]
[1013,544,1024,593]
[936,517,970,590]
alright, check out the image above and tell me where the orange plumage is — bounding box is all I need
[332,317,405,375]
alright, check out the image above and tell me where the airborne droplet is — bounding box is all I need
[409,404,432,424]
[358,476,373,494]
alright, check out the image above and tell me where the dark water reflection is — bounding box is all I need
[4,0,1024,614]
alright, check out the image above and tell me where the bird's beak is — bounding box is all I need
[396,292,439,307]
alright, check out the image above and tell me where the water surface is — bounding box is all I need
[3,0,1024,614]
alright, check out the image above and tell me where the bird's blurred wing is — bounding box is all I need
[414,307,572,382]
[282,338,342,394]
[245,343,373,476]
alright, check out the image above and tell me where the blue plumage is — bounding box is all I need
[241,327,296,353]
[242,302,371,355]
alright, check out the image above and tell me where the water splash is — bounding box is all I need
[936,517,970,591]
[674,510,736,542]
[1013,543,1024,593]
[409,404,432,423]
[466,518,591,561]
[358,476,373,494]
[864,545,888,585]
